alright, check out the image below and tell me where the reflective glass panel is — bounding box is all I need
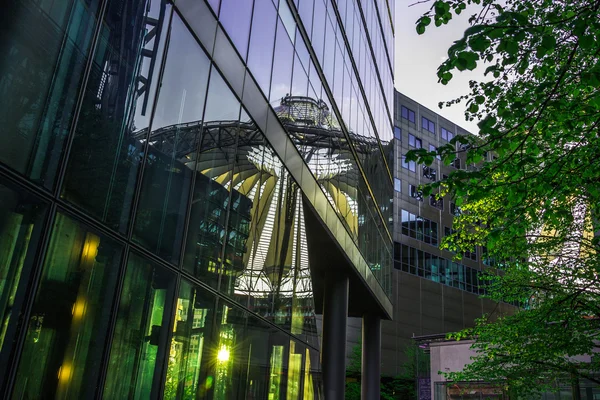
[222,123,319,345]
[103,252,176,399]
[0,180,47,386]
[246,0,277,95]
[0,0,101,188]
[269,20,294,104]
[133,13,211,263]
[12,212,123,399]
[219,0,253,60]
[182,71,240,290]
[63,0,168,233]
[163,279,216,399]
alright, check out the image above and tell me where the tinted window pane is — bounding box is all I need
[181,75,240,290]
[247,0,277,95]
[0,180,47,386]
[103,252,176,399]
[219,0,253,60]
[0,0,100,188]
[166,285,249,399]
[269,20,293,103]
[12,213,122,398]
[133,13,211,263]
[63,0,166,233]
[163,279,216,399]
[224,126,319,345]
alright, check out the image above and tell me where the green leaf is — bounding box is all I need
[579,35,595,49]
[469,35,491,52]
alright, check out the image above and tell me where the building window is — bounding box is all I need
[430,194,444,210]
[401,105,415,123]
[451,158,461,169]
[408,133,421,148]
[392,243,483,293]
[394,178,402,192]
[482,246,498,267]
[402,156,416,172]
[14,212,125,399]
[394,126,402,140]
[422,116,435,134]
[450,202,462,216]
[441,127,454,141]
[401,210,438,246]
[422,166,437,181]
[429,144,441,160]
[464,248,477,261]
[409,184,423,201]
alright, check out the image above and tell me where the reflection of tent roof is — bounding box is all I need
[274,95,380,154]
[130,96,362,299]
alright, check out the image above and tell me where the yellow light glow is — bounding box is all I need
[217,345,230,362]
[57,363,72,383]
[71,298,86,320]
[81,233,100,266]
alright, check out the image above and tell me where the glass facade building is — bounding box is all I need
[0,0,394,398]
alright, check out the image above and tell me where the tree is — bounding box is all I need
[344,341,427,399]
[408,0,600,396]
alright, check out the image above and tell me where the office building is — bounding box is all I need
[0,0,394,398]
[346,92,514,387]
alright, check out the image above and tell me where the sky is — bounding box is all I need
[394,1,484,134]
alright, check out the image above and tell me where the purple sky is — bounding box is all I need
[394,1,485,134]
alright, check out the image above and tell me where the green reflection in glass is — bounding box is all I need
[0,182,46,366]
[0,0,101,188]
[12,213,122,399]
[103,252,175,399]
[213,305,236,400]
[268,345,284,400]
[303,349,315,400]
[287,341,302,400]
[164,279,213,399]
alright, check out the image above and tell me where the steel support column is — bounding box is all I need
[361,314,381,400]
[322,272,349,400]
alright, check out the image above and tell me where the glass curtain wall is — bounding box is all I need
[229,0,393,293]
[0,0,323,398]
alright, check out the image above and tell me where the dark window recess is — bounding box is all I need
[402,156,416,172]
[409,184,423,201]
[401,105,415,123]
[400,209,438,246]
[482,247,494,267]
[422,166,437,181]
[408,133,421,148]
[464,248,477,261]
[421,116,435,134]
[430,195,444,210]
[441,127,454,141]
[394,126,402,140]
[451,158,461,169]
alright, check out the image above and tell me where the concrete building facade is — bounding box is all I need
[346,91,514,381]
